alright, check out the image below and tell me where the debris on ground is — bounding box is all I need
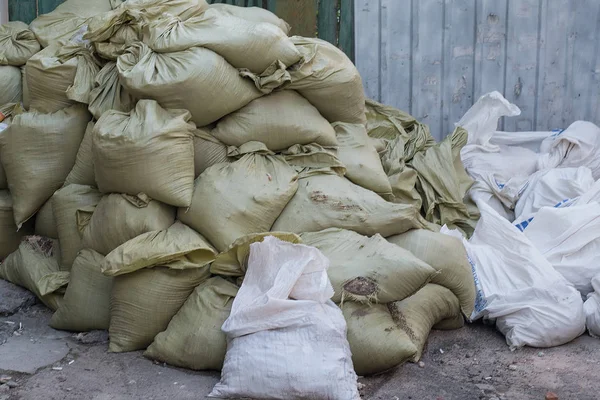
[1,2,600,399]
[545,392,559,400]
[74,330,109,345]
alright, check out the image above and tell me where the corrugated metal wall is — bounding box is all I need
[355,0,600,141]
[0,0,8,24]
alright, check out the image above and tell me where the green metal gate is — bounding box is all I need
[8,0,355,59]
[8,0,63,23]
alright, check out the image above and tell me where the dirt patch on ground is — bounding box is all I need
[1,301,600,399]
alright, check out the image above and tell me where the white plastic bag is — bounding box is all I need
[584,274,600,338]
[457,92,539,220]
[538,121,600,180]
[210,236,359,400]
[514,177,600,232]
[458,91,521,148]
[514,167,595,224]
[467,174,528,222]
[522,203,600,296]
[576,179,600,205]
[490,130,553,152]
[442,201,585,348]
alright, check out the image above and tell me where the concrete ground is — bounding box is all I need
[1,280,599,400]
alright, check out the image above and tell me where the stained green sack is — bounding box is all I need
[381,145,422,209]
[52,184,103,270]
[117,42,261,127]
[144,276,238,370]
[332,122,391,195]
[104,220,215,352]
[301,229,436,304]
[272,168,426,237]
[21,67,30,110]
[342,302,417,376]
[365,99,434,151]
[109,265,211,353]
[211,90,337,151]
[281,143,346,174]
[287,37,366,124]
[85,0,208,43]
[0,105,90,228]
[88,62,137,120]
[81,193,175,256]
[368,99,478,234]
[84,0,208,59]
[26,43,101,114]
[50,249,113,331]
[409,128,478,235]
[210,3,290,34]
[0,106,18,190]
[0,123,9,190]
[0,22,41,66]
[34,200,58,239]
[102,221,217,277]
[144,7,300,73]
[193,129,229,177]
[0,66,22,106]
[387,229,476,317]
[178,143,299,252]
[93,100,196,208]
[0,237,69,311]
[64,121,95,186]
[389,284,463,361]
[95,24,141,61]
[86,3,142,61]
[29,0,113,47]
[367,98,434,208]
[0,191,29,259]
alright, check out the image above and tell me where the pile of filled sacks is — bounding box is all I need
[450,91,600,350]
[0,0,477,375]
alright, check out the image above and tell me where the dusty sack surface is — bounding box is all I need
[93,100,196,208]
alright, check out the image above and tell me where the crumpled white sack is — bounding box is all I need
[457,92,540,220]
[584,274,600,338]
[514,176,600,231]
[210,236,359,400]
[458,90,521,148]
[522,203,600,297]
[577,179,600,205]
[443,201,585,349]
[538,121,600,180]
[514,166,595,222]
[490,129,553,152]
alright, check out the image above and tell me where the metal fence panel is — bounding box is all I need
[356,0,600,141]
